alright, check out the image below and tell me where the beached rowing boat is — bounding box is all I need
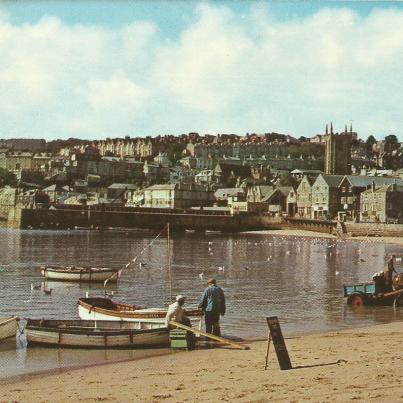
[78,297,203,325]
[0,316,18,341]
[40,266,122,282]
[25,319,169,348]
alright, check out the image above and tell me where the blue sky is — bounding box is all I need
[1,1,403,140]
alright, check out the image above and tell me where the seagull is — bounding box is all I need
[218,266,225,272]
[199,272,204,280]
[43,288,52,295]
[31,283,41,291]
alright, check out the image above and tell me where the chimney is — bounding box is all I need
[372,181,376,192]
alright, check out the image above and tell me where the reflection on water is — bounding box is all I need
[0,228,402,378]
[0,335,167,379]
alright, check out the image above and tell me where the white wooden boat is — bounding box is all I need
[78,297,203,325]
[25,319,169,348]
[40,266,122,282]
[0,316,18,341]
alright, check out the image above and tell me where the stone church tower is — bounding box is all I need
[324,123,352,175]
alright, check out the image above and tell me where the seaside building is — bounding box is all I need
[143,183,214,209]
[310,174,344,220]
[338,175,403,220]
[296,175,315,217]
[360,183,403,223]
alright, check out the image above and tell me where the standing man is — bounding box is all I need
[198,278,226,336]
[384,255,397,291]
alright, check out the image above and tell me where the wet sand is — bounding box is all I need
[1,321,402,403]
[250,229,403,247]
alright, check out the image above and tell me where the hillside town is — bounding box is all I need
[0,124,402,225]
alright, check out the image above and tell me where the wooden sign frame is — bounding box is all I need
[265,316,292,370]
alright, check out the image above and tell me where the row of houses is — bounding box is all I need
[295,174,403,223]
[2,171,402,223]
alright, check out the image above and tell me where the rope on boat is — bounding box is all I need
[103,225,168,288]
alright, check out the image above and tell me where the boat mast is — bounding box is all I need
[167,223,173,302]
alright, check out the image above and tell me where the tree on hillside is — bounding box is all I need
[365,135,377,154]
[278,172,298,188]
[0,168,17,187]
[385,134,398,144]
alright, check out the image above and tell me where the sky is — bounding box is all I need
[1,1,403,141]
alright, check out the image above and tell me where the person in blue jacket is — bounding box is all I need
[198,278,226,336]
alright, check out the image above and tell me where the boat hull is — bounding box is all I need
[0,316,18,341]
[41,267,120,282]
[25,319,169,348]
[78,298,203,327]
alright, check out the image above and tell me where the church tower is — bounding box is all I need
[324,123,352,175]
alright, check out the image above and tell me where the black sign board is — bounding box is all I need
[266,316,292,370]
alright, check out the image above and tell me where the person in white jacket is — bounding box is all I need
[165,295,191,328]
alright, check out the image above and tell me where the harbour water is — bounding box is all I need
[0,228,402,378]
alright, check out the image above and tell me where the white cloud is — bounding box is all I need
[0,5,403,140]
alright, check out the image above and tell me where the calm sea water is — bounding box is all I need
[0,228,402,378]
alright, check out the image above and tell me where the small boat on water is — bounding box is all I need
[0,316,18,341]
[78,297,203,325]
[25,319,169,348]
[40,266,122,282]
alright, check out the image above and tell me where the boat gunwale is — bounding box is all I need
[41,266,119,274]
[78,298,203,319]
[26,323,169,336]
[0,316,18,326]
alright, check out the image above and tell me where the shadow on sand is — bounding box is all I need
[292,359,348,370]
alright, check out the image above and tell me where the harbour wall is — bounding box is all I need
[9,206,284,232]
[6,206,403,236]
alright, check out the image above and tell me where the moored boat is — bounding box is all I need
[78,297,203,325]
[25,319,169,348]
[0,316,18,341]
[40,266,122,282]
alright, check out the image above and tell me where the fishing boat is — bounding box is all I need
[25,319,169,348]
[40,265,122,282]
[0,316,18,341]
[78,297,203,325]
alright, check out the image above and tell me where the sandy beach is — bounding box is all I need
[249,229,403,247]
[1,321,402,403]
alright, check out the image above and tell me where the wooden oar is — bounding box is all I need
[169,321,250,350]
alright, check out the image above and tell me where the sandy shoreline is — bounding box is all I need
[1,321,402,403]
[246,229,403,247]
